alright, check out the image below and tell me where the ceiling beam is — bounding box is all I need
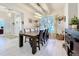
[36,3,49,15]
[24,4,44,15]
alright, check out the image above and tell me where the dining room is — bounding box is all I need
[0,3,67,56]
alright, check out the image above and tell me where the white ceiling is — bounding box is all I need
[0,3,65,19]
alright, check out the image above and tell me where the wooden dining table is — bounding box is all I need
[19,32,39,54]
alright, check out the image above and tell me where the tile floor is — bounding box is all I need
[0,35,67,56]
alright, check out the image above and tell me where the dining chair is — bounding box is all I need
[46,29,49,42]
[43,29,49,43]
[28,32,41,50]
[24,29,30,42]
[29,29,44,50]
[38,30,44,46]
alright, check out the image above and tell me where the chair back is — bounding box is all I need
[39,30,44,40]
[43,29,49,40]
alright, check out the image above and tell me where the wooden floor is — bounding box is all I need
[0,35,67,56]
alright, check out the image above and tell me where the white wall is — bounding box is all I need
[64,3,78,29]
[77,4,79,29]
[68,3,78,24]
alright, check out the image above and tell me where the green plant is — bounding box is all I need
[70,16,79,25]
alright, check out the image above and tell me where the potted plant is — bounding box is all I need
[70,16,79,29]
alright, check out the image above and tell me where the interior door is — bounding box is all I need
[14,14,22,36]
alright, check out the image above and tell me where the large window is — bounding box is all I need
[40,16,54,33]
[48,16,54,33]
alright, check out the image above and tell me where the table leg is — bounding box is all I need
[29,38,32,47]
[19,34,23,47]
[32,37,37,54]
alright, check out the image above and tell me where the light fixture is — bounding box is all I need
[8,12,12,17]
[34,15,42,19]
[35,13,42,17]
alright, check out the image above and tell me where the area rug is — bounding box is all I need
[4,34,18,39]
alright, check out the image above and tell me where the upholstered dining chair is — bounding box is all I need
[30,30,44,50]
[24,29,30,42]
[43,29,49,43]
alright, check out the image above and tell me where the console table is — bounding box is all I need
[65,29,79,56]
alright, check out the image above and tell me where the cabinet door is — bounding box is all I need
[73,41,79,56]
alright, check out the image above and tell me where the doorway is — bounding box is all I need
[14,13,23,36]
[0,19,5,35]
